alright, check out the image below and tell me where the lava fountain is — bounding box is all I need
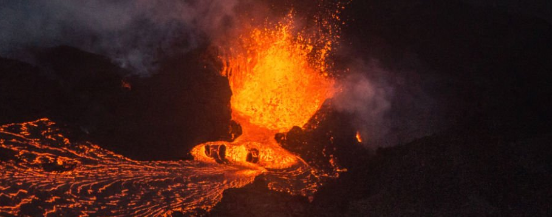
[223,16,334,136]
[0,7,345,217]
[192,14,336,174]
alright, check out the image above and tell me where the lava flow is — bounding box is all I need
[0,119,260,216]
[0,10,343,217]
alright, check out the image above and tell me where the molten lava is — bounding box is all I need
[190,12,342,198]
[0,6,346,216]
[222,16,335,134]
[193,14,337,176]
[0,119,261,216]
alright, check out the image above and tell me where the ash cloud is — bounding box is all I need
[0,0,245,75]
[332,59,446,149]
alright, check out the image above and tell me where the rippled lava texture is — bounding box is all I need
[0,119,261,216]
[1,0,552,216]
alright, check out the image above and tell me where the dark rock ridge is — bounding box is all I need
[0,0,551,216]
[0,45,232,161]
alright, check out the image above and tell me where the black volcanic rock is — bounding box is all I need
[342,130,552,216]
[0,46,233,161]
[0,57,61,124]
[33,46,128,134]
[1,1,552,215]
[97,47,232,161]
[210,127,552,216]
[209,1,552,216]
[277,103,369,177]
[209,178,310,217]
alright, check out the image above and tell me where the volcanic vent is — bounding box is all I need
[0,5,347,216]
[195,14,334,165]
[191,12,343,196]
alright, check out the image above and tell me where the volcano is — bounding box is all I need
[1,2,349,215]
[1,0,552,216]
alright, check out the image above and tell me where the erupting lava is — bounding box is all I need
[223,16,334,134]
[0,6,345,217]
[192,14,337,174]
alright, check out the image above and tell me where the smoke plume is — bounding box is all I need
[332,59,446,148]
[0,0,247,75]
[0,1,445,148]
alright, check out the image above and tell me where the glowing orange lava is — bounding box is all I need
[192,11,341,194]
[222,15,335,138]
[0,5,348,216]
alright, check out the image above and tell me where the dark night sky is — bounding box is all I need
[462,0,552,23]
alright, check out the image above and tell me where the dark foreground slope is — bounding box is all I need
[209,1,552,216]
[209,128,552,216]
[0,0,551,216]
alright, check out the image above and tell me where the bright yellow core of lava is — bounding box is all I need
[223,18,334,132]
